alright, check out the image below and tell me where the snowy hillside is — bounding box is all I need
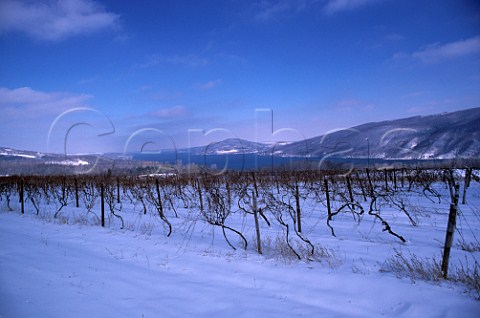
[181,138,273,155]
[177,108,480,159]
[0,147,44,160]
[277,107,480,159]
[0,148,153,175]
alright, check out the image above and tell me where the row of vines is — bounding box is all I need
[0,167,478,261]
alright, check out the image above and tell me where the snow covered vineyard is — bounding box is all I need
[1,168,480,317]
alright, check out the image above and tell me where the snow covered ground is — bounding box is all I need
[1,180,480,317]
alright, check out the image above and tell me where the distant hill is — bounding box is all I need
[0,147,162,175]
[277,108,480,159]
[180,138,273,155]
[182,108,480,160]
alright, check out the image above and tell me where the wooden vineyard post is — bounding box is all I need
[393,169,397,190]
[324,178,332,221]
[357,172,367,202]
[366,168,373,197]
[346,175,355,211]
[330,177,336,200]
[74,177,79,208]
[155,179,164,217]
[324,177,337,237]
[100,183,105,227]
[62,177,67,204]
[197,179,204,213]
[116,177,121,204]
[462,168,472,205]
[252,190,262,255]
[384,169,389,191]
[19,177,24,214]
[441,184,460,278]
[295,181,302,233]
[226,179,231,209]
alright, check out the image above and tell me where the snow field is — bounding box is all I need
[1,178,480,317]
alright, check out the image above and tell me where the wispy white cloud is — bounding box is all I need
[411,36,480,63]
[138,54,209,68]
[334,98,375,113]
[163,55,209,67]
[384,33,405,42]
[0,87,93,120]
[252,0,379,21]
[254,0,302,21]
[194,80,222,90]
[407,105,434,114]
[323,0,380,15]
[407,98,457,114]
[0,0,120,41]
[0,86,100,152]
[150,106,188,119]
[253,0,331,22]
[402,91,427,99]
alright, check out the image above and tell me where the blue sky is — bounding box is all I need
[0,0,479,154]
